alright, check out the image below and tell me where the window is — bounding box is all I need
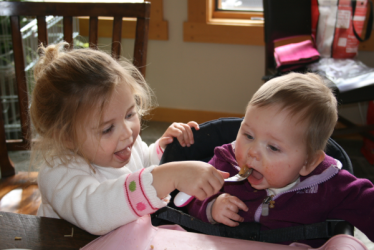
[184,0,264,45]
[213,0,263,21]
[217,0,263,11]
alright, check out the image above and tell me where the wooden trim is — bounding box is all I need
[183,21,263,45]
[145,107,244,124]
[212,11,263,20]
[185,0,374,51]
[78,0,168,40]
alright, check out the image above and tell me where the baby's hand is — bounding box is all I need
[158,121,199,149]
[212,193,248,227]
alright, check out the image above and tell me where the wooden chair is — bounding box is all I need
[262,0,374,141]
[0,1,151,179]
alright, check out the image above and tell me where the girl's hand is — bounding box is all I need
[152,161,229,200]
[212,193,248,227]
[158,121,199,149]
[173,162,229,201]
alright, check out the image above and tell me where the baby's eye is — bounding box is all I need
[268,145,280,152]
[102,125,114,134]
[245,134,254,140]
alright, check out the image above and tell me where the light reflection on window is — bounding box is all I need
[218,0,263,12]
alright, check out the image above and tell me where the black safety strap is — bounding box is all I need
[152,206,353,244]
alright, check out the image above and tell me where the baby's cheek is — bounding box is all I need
[263,163,285,185]
[235,149,244,165]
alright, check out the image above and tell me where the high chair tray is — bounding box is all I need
[81,215,367,250]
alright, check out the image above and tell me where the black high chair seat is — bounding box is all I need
[151,118,354,244]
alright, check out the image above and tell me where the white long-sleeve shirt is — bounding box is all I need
[37,136,168,235]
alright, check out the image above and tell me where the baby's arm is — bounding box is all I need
[158,121,199,149]
[211,193,248,227]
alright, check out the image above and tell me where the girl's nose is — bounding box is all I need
[120,121,132,141]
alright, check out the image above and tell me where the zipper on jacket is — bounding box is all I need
[254,161,340,222]
[261,195,274,216]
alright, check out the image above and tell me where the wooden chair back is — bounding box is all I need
[0,1,150,178]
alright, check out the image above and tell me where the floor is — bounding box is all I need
[2,121,374,248]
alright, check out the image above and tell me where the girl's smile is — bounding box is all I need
[114,144,133,162]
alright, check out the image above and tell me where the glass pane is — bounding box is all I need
[218,0,263,12]
[0,15,81,140]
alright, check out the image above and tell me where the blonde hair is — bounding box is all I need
[248,72,337,160]
[30,42,155,167]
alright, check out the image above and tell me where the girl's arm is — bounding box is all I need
[37,164,160,235]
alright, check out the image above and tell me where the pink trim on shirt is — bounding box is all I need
[155,140,164,161]
[124,169,157,217]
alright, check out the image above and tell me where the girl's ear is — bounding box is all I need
[299,150,325,176]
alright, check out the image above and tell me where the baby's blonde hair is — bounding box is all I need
[30,42,155,167]
[248,72,338,161]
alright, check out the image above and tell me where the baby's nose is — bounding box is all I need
[248,146,260,161]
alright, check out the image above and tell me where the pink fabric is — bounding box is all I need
[155,139,163,161]
[274,40,320,68]
[124,169,157,217]
[81,215,367,250]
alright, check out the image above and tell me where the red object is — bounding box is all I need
[332,0,367,58]
[312,0,369,59]
[311,0,320,39]
[361,101,374,164]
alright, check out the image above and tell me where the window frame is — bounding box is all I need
[184,0,374,51]
[78,0,168,40]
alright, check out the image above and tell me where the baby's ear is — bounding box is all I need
[299,150,325,176]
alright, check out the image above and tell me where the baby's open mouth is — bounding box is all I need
[114,146,131,161]
[251,169,264,180]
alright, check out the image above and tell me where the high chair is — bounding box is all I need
[0,1,150,214]
[152,117,354,246]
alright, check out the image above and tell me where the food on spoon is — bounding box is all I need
[239,165,250,176]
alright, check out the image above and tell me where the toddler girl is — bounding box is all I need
[31,42,227,235]
[187,72,374,247]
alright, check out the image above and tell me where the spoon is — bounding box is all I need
[174,167,253,207]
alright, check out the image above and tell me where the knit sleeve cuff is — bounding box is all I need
[124,167,168,217]
[206,198,218,224]
[155,139,164,161]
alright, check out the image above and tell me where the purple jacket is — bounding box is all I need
[187,143,374,246]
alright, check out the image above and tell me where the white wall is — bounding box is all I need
[100,0,374,124]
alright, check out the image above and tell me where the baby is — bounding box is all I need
[187,72,374,247]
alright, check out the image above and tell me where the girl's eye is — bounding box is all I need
[268,145,280,152]
[126,112,136,119]
[102,125,114,134]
